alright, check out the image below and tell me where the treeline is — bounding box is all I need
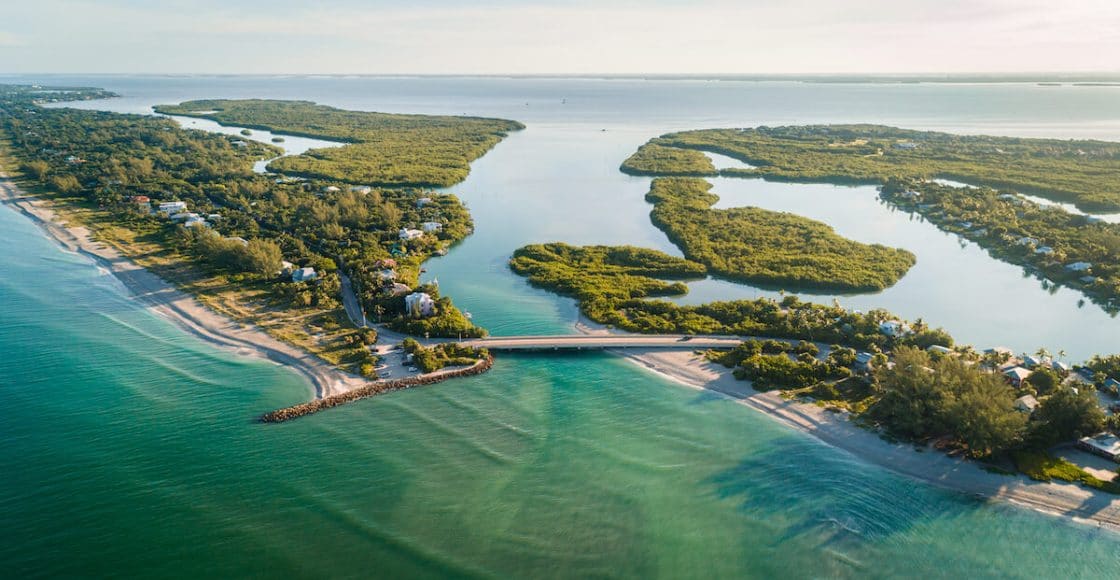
[620,142,716,176]
[508,242,951,350]
[623,125,1120,212]
[154,99,524,187]
[645,178,915,292]
[881,179,1120,310]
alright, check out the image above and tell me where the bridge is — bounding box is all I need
[460,334,743,352]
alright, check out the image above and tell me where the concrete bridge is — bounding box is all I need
[460,334,743,352]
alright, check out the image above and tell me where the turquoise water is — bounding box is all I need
[4,76,1120,577]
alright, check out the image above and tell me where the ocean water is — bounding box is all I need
[3,75,1120,577]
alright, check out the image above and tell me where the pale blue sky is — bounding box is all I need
[2,0,1118,74]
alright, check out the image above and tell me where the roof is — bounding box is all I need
[1014,394,1040,411]
[1003,367,1033,381]
[1079,433,1120,457]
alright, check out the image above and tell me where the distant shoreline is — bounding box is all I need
[0,172,368,400]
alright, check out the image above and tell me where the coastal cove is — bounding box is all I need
[5,75,1120,576]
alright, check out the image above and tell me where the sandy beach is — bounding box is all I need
[572,316,1120,529]
[0,173,367,399]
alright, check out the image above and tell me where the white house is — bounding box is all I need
[1065,262,1092,272]
[927,345,953,355]
[1077,433,1120,462]
[399,228,424,241]
[322,185,341,193]
[158,201,188,215]
[878,320,910,337]
[230,140,248,148]
[183,216,210,228]
[1034,246,1054,255]
[350,186,372,194]
[893,142,919,150]
[416,197,432,208]
[1015,236,1039,246]
[421,221,443,233]
[1014,394,1040,413]
[291,267,318,283]
[404,292,436,318]
[1003,366,1033,387]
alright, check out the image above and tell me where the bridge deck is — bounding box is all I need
[461,335,742,352]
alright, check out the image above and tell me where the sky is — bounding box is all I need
[2,0,1119,75]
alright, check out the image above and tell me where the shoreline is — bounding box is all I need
[0,172,368,400]
[574,315,1120,530]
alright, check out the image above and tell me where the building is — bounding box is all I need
[893,142,919,150]
[1034,246,1054,255]
[322,185,341,193]
[183,216,210,228]
[416,197,432,208]
[374,258,397,269]
[279,260,295,276]
[291,267,318,283]
[854,352,875,371]
[227,237,249,247]
[1015,236,1039,246]
[169,212,200,222]
[927,345,953,355]
[404,292,436,318]
[1052,361,1071,374]
[1003,366,1033,387]
[1014,394,1040,413]
[1022,355,1044,369]
[1080,276,1098,285]
[350,186,372,194]
[384,282,412,296]
[399,228,424,241]
[421,221,443,233]
[230,140,248,148]
[1077,433,1120,462]
[377,269,397,282]
[1065,262,1093,273]
[878,320,910,337]
[158,201,188,215]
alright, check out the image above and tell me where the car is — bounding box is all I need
[408,366,420,372]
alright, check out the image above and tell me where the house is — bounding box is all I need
[1003,366,1033,387]
[350,186,372,194]
[957,221,973,229]
[65,155,83,164]
[416,197,432,208]
[1052,361,1071,374]
[927,345,953,355]
[1064,262,1092,273]
[1014,394,1040,413]
[1077,433,1120,462]
[1034,246,1054,255]
[169,212,200,223]
[1015,236,1039,246]
[1022,355,1043,369]
[158,201,188,215]
[893,142,919,150]
[374,258,397,269]
[404,292,436,318]
[279,260,295,275]
[207,214,222,221]
[398,228,424,241]
[230,140,248,148]
[291,267,318,283]
[130,196,152,212]
[421,221,443,233]
[384,282,412,296]
[1106,378,1120,391]
[322,185,341,193]
[878,320,910,337]
[998,193,1020,202]
[377,269,397,282]
[183,216,210,228]
[898,190,921,200]
[854,352,875,371]
[227,236,249,247]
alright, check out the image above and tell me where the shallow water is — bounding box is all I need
[4,75,1120,577]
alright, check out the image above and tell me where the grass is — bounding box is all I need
[1013,450,1120,494]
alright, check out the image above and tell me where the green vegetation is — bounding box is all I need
[1013,450,1120,493]
[881,179,1120,310]
[400,338,489,373]
[623,125,1120,212]
[0,84,494,380]
[621,142,716,176]
[508,242,951,349]
[154,99,524,187]
[646,178,915,291]
[386,284,485,339]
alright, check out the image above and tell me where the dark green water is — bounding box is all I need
[4,76,1120,578]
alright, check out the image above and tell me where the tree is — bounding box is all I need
[869,347,946,439]
[940,370,1026,457]
[49,174,80,194]
[1026,367,1060,396]
[1030,387,1106,447]
[22,159,49,181]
